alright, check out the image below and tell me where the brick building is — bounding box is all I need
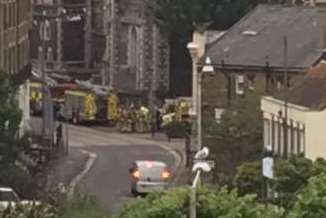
[0,0,31,75]
[199,4,326,118]
[261,61,326,160]
[0,0,32,132]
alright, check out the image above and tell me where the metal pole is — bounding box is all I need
[41,9,47,139]
[190,170,201,218]
[84,1,92,69]
[108,0,116,89]
[197,73,202,149]
[283,36,288,157]
[65,104,69,155]
[16,0,20,73]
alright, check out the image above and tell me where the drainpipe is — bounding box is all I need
[221,60,231,106]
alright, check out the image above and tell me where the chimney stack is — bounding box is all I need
[316,0,326,50]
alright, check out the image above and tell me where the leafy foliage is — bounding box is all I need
[204,92,263,183]
[57,195,109,218]
[0,202,57,218]
[234,155,326,209]
[0,70,28,166]
[117,186,283,218]
[149,0,258,96]
[0,71,36,198]
[149,0,255,41]
[288,173,326,218]
[0,194,109,218]
[233,161,262,196]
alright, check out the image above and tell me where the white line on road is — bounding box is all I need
[67,149,97,199]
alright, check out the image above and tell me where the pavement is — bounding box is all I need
[42,147,89,190]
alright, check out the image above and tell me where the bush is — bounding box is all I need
[118,186,283,218]
[233,161,261,197]
[0,202,57,218]
[58,194,109,218]
[233,155,326,209]
[288,173,326,218]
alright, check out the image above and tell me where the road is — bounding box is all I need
[68,124,177,213]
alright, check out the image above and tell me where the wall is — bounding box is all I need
[99,0,170,96]
[202,68,302,116]
[305,110,326,160]
[0,0,32,74]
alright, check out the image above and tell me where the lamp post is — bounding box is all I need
[198,57,214,149]
[187,43,199,120]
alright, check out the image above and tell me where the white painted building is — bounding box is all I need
[261,62,326,160]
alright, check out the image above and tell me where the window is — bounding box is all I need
[44,20,51,41]
[271,116,275,153]
[298,125,305,154]
[276,76,283,91]
[264,119,271,149]
[214,108,224,123]
[47,47,53,61]
[247,74,255,90]
[129,27,138,67]
[4,4,8,29]
[235,74,245,95]
[39,22,44,40]
[293,128,298,154]
[38,46,43,60]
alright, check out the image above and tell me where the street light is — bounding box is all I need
[197,57,214,149]
[190,146,212,218]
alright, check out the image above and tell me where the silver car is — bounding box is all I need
[129,160,171,196]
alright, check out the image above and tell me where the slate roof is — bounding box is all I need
[283,61,326,110]
[205,4,323,68]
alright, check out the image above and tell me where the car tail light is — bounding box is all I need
[132,170,140,179]
[162,170,170,179]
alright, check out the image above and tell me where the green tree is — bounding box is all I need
[150,0,254,41]
[233,155,326,209]
[204,92,263,184]
[0,70,33,197]
[233,161,261,196]
[117,186,282,218]
[0,70,30,166]
[149,0,256,96]
[288,173,326,218]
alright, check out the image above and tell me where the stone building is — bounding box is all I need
[92,0,170,102]
[31,0,92,75]
[0,0,32,133]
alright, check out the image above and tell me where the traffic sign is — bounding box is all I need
[262,157,274,179]
[193,160,215,169]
